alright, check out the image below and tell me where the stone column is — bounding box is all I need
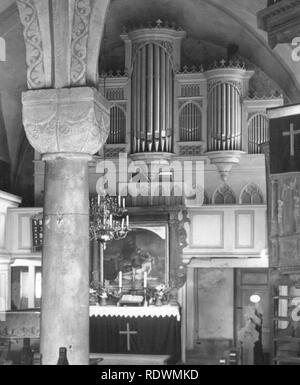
[22,88,109,365]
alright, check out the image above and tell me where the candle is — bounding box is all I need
[143,271,147,288]
[97,194,100,205]
[109,214,113,227]
[122,198,125,209]
[121,218,125,230]
[119,271,122,289]
[126,215,129,227]
[118,195,121,207]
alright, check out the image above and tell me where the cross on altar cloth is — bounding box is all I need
[119,322,138,352]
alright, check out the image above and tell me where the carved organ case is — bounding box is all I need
[98,22,281,165]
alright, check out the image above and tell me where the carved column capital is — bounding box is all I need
[22,87,110,156]
[17,0,110,89]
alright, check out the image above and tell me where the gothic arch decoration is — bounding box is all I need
[212,184,236,205]
[179,101,202,142]
[240,183,264,204]
[248,113,269,154]
[107,105,126,144]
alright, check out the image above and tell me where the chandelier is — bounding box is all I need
[89,194,130,245]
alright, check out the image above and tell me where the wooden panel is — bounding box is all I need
[191,212,224,248]
[235,211,254,249]
[18,215,32,250]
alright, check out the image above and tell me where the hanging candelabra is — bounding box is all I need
[89,194,130,244]
[89,194,130,287]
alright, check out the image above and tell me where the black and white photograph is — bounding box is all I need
[0,0,300,370]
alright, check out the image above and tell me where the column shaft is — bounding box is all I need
[41,155,90,365]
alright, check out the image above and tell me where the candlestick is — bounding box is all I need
[143,271,147,288]
[119,271,122,289]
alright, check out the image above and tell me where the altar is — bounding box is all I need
[89,305,181,364]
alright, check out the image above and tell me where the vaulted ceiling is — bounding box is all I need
[0,0,299,203]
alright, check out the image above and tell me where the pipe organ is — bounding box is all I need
[248,113,269,154]
[121,24,186,155]
[98,23,283,176]
[206,67,254,152]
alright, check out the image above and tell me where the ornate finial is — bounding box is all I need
[220,58,226,67]
[156,19,163,28]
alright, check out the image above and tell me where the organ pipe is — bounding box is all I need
[131,41,175,153]
[208,81,242,152]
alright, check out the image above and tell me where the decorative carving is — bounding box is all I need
[178,143,204,157]
[269,173,300,270]
[257,0,300,48]
[178,65,204,74]
[207,151,245,182]
[208,58,246,71]
[22,87,110,155]
[178,99,203,109]
[208,80,242,96]
[0,326,40,339]
[16,0,46,89]
[169,210,190,289]
[132,40,174,63]
[104,145,127,158]
[213,183,236,205]
[180,84,202,98]
[70,0,92,85]
[105,88,125,101]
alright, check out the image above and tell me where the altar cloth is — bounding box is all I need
[90,305,181,362]
[89,305,180,321]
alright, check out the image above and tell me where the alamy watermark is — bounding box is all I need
[95,153,205,201]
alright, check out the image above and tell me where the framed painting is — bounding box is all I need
[103,223,169,290]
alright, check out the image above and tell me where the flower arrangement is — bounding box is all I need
[146,284,171,306]
[89,281,121,305]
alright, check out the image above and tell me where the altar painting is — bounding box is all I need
[103,225,168,289]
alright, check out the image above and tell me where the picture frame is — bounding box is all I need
[103,222,169,290]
